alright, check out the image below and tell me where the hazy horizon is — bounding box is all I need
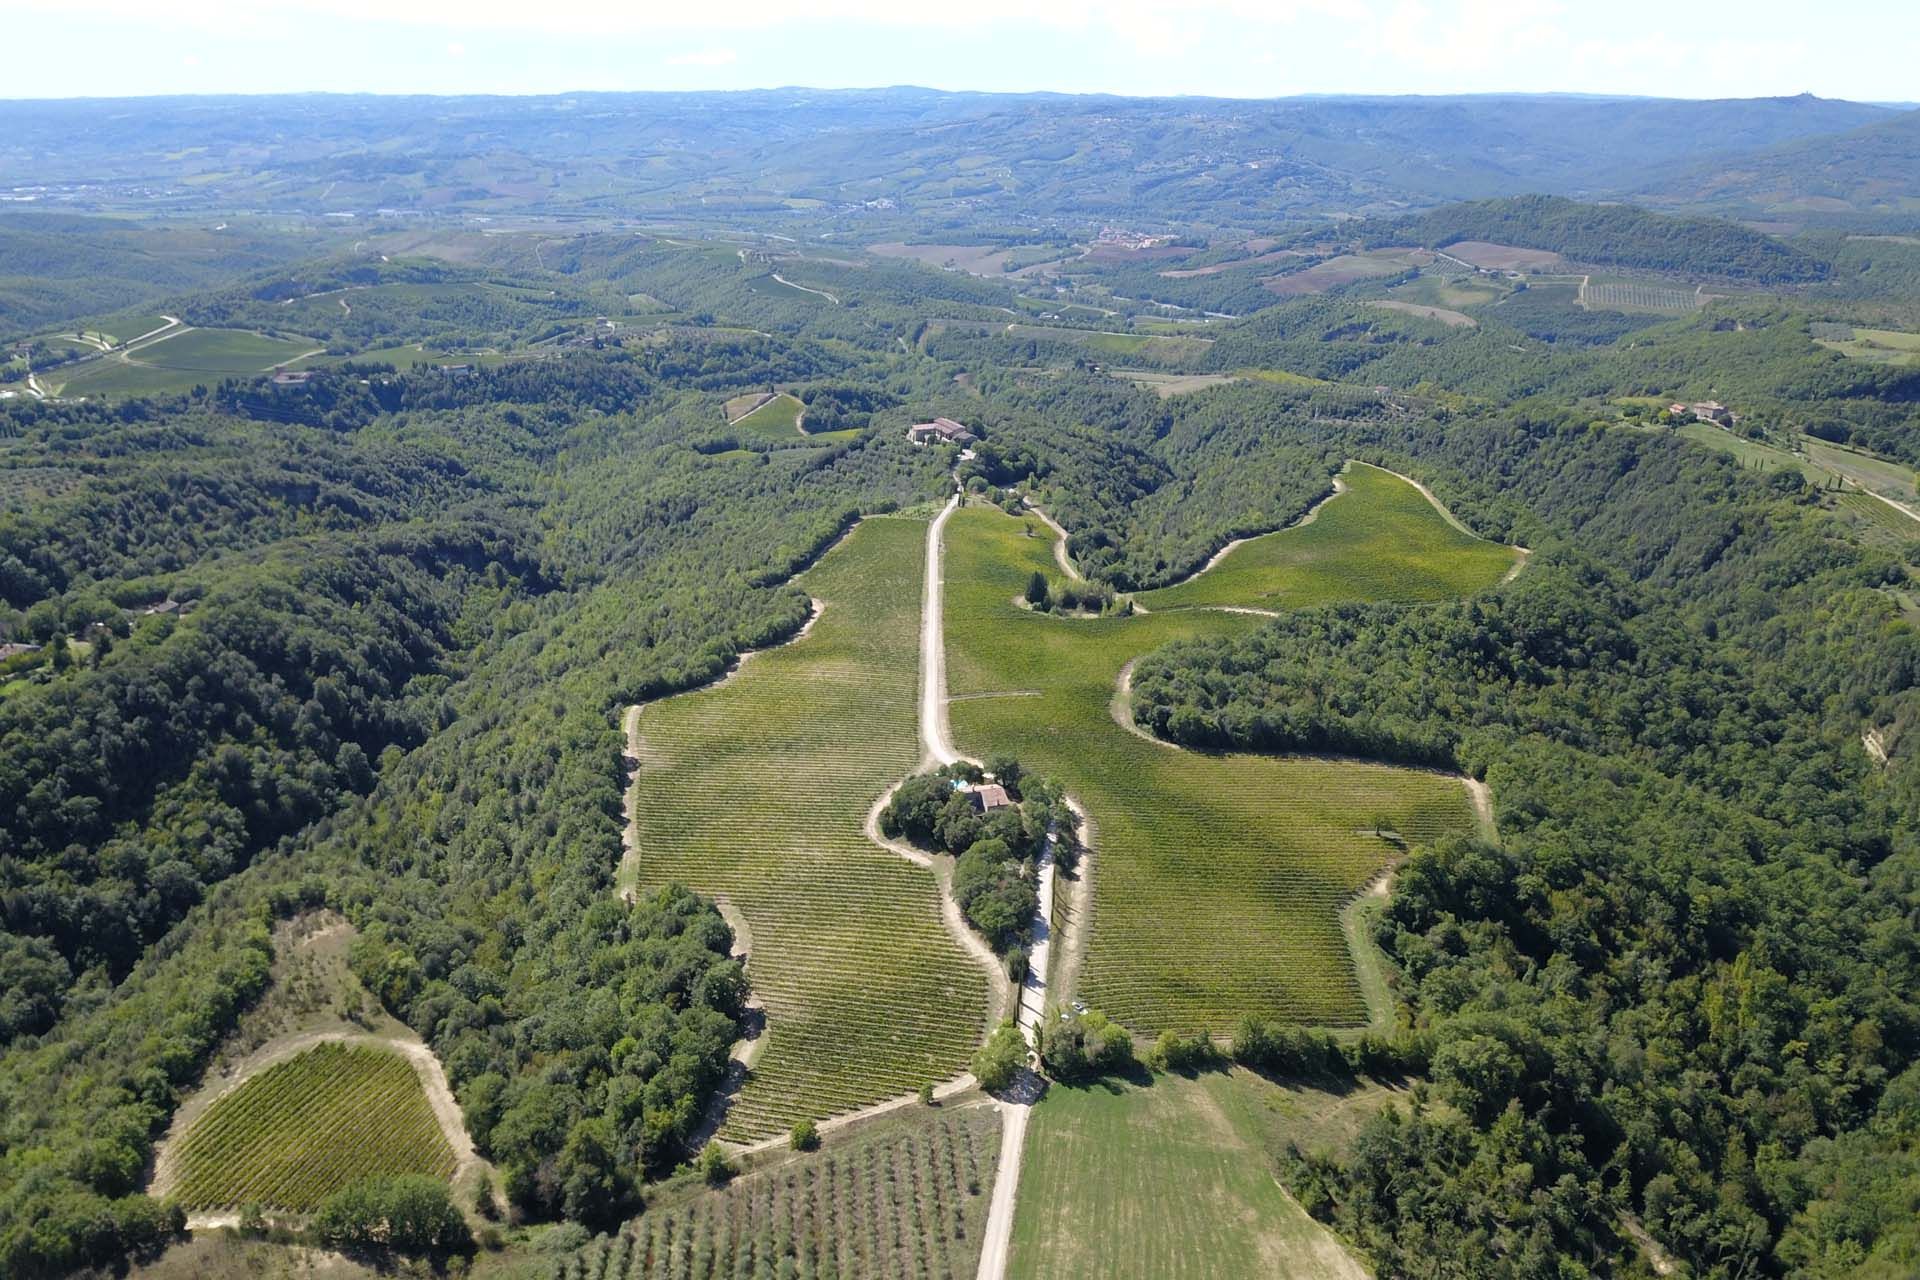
[11,0,1917,103]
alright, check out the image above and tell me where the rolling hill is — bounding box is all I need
[1638,107,1920,218]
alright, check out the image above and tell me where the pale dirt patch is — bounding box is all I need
[1442,240,1565,271]
[723,389,774,423]
[1159,248,1307,278]
[1620,1211,1680,1276]
[1366,299,1475,327]
[1111,370,1241,397]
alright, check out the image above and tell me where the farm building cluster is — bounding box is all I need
[1669,400,1737,425]
[908,417,977,445]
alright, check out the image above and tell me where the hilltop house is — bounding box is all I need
[271,370,315,389]
[1668,401,1738,426]
[970,783,1012,813]
[908,417,976,446]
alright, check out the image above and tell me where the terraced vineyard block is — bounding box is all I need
[1135,462,1521,613]
[946,466,1517,1033]
[627,516,991,1140]
[168,1042,455,1211]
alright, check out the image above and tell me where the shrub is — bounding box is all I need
[1040,1008,1133,1081]
[312,1175,471,1255]
[790,1119,820,1152]
[972,1019,1028,1093]
[1149,1028,1220,1074]
[697,1142,736,1186]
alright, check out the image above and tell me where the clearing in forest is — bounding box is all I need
[53,328,319,397]
[1136,462,1521,612]
[943,465,1518,1034]
[626,516,992,1141]
[1440,240,1565,271]
[161,1041,455,1212]
[1365,298,1476,327]
[550,1103,1003,1280]
[729,391,805,440]
[1262,250,1428,297]
[1007,1069,1378,1280]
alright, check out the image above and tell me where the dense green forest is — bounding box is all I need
[1344,195,1834,282]
[0,350,951,1275]
[1129,418,1920,1276]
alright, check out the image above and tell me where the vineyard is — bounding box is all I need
[1135,462,1521,613]
[1836,491,1920,540]
[732,392,805,441]
[626,516,992,1141]
[550,1105,1002,1280]
[944,467,1512,1033]
[1584,281,1701,313]
[164,1041,455,1211]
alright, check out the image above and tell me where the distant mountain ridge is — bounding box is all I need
[1638,108,1920,217]
[0,89,1906,231]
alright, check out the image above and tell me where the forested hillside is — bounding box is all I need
[1346,195,1832,282]
[1130,417,1920,1275]
[0,352,950,1274]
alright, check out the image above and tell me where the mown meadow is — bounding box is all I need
[626,516,993,1141]
[1007,1069,1374,1280]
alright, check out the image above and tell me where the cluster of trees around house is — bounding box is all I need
[1127,413,1920,1276]
[1022,569,1121,616]
[879,759,1069,962]
[0,348,954,1274]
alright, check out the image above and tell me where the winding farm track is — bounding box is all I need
[771,272,840,305]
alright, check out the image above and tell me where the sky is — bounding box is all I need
[7,0,1918,104]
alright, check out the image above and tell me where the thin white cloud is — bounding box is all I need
[13,0,1368,35]
[667,47,738,67]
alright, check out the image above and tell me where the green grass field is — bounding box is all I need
[1008,1070,1374,1280]
[731,392,805,441]
[549,1103,1002,1280]
[627,517,992,1140]
[54,327,318,396]
[944,469,1504,1033]
[1136,464,1519,612]
[1673,423,1832,483]
[1817,327,1920,366]
[1385,273,1505,310]
[1801,436,1920,503]
[1003,325,1213,367]
[165,1042,455,1211]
